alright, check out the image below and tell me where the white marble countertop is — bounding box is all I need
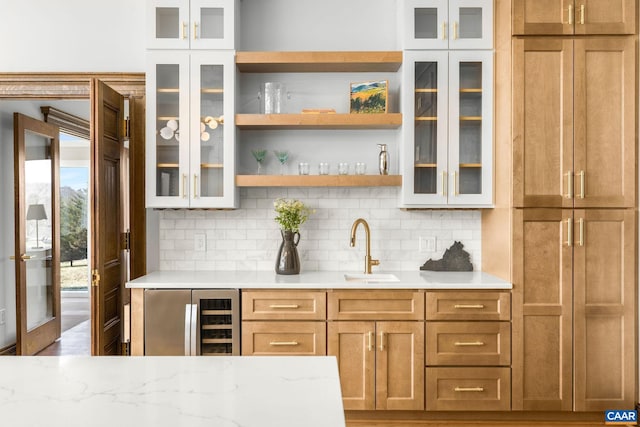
[0,356,345,427]
[126,270,512,290]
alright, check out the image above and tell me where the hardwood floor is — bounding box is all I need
[36,319,90,356]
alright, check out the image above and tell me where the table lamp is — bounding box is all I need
[26,204,47,249]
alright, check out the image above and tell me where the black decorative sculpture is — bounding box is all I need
[420,241,473,271]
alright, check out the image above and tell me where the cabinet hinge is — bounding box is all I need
[123,117,130,140]
[91,269,100,288]
[121,230,131,251]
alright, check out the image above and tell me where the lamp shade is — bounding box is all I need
[26,204,47,221]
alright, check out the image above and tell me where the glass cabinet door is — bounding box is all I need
[191,0,236,50]
[403,0,448,50]
[146,52,190,208]
[147,0,236,49]
[402,0,492,50]
[448,51,493,206]
[448,0,493,49]
[402,51,448,206]
[189,52,236,208]
[147,0,190,49]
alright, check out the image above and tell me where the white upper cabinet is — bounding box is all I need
[401,50,493,207]
[146,51,236,208]
[402,0,493,50]
[147,0,237,50]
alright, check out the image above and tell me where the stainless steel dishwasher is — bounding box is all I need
[144,289,240,355]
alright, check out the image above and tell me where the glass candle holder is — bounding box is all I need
[298,162,310,175]
[318,162,330,175]
[355,162,367,175]
[338,162,349,175]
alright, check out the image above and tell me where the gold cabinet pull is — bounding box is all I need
[454,304,484,309]
[182,174,188,198]
[10,254,33,261]
[454,341,485,347]
[193,174,198,198]
[269,304,299,309]
[193,22,198,39]
[441,171,448,196]
[441,21,447,40]
[367,331,374,352]
[455,387,484,392]
[379,331,385,351]
[453,21,459,40]
[566,218,573,247]
[579,4,585,25]
[578,170,585,199]
[578,218,584,247]
[568,4,574,25]
[453,171,459,196]
[269,341,298,347]
[181,21,187,39]
[565,171,574,199]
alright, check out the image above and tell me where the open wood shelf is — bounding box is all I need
[236,174,402,187]
[236,113,402,129]
[236,51,402,73]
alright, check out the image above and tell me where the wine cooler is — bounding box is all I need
[144,289,239,356]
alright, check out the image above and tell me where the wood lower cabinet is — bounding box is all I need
[328,320,425,411]
[241,290,327,356]
[242,321,326,356]
[327,290,425,411]
[426,367,511,411]
[512,0,636,35]
[513,36,636,208]
[425,291,512,411]
[513,208,636,411]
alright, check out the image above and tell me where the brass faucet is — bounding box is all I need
[350,218,380,274]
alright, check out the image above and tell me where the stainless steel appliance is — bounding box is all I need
[144,289,239,355]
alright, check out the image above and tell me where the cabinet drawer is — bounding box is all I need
[426,292,511,321]
[328,290,425,320]
[241,321,326,356]
[426,367,511,411]
[242,290,326,320]
[426,322,511,366]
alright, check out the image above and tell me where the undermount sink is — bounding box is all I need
[344,273,400,283]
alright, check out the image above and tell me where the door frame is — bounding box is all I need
[0,72,146,354]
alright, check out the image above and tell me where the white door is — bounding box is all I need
[402,0,449,50]
[401,51,449,206]
[190,0,236,50]
[448,0,494,49]
[146,51,191,208]
[147,0,190,49]
[189,51,236,208]
[447,50,493,206]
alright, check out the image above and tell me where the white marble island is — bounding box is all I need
[0,356,345,427]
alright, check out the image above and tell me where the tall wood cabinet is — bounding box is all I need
[513,209,636,411]
[513,37,635,209]
[512,0,636,35]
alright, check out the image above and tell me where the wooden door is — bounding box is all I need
[573,0,636,35]
[573,37,635,208]
[512,0,574,35]
[90,79,126,355]
[512,209,573,411]
[573,209,636,411]
[327,321,375,410]
[13,113,61,355]
[376,321,424,410]
[513,38,574,208]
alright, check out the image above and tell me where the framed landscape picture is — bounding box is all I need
[350,80,388,113]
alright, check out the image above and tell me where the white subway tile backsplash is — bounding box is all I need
[158,188,482,272]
